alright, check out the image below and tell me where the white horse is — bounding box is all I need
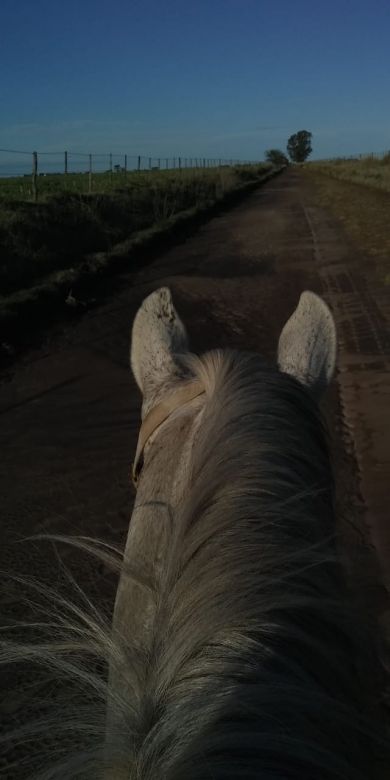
[1,288,388,779]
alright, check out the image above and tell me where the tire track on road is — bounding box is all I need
[303,202,390,593]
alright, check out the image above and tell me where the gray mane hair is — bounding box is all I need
[1,318,389,778]
[112,348,386,779]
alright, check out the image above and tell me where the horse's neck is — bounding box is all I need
[113,398,204,640]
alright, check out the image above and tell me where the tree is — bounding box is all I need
[287,130,312,163]
[265,149,289,166]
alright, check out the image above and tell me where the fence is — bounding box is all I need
[0,148,259,201]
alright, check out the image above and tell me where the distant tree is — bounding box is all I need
[265,149,289,166]
[287,130,312,163]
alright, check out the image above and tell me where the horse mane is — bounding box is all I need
[1,350,388,779]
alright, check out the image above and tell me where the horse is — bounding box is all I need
[1,287,388,779]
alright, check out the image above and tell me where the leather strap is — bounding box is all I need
[132,380,205,487]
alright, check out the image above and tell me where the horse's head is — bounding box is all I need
[106,290,387,779]
[129,286,336,499]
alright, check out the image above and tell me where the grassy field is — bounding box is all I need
[0,167,242,202]
[0,165,272,297]
[308,154,390,193]
[304,166,390,285]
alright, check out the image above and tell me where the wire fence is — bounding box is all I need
[0,147,260,201]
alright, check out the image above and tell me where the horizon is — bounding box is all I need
[1,0,390,171]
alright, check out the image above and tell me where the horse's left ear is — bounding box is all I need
[277,291,337,396]
[131,287,189,397]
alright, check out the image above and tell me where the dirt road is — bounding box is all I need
[1,166,389,627]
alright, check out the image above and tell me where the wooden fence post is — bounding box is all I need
[64,150,68,175]
[89,154,92,193]
[32,151,38,201]
[138,155,141,171]
[124,154,127,175]
[149,157,152,170]
[178,157,181,170]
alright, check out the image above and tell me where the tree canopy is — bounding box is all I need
[265,149,289,166]
[287,130,312,163]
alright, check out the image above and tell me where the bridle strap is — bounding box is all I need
[132,380,205,487]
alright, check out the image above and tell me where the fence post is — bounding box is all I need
[64,150,68,175]
[138,155,141,171]
[89,154,92,193]
[32,151,38,202]
[178,157,181,170]
[124,154,127,175]
[166,158,169,169]
[158,158,160,169]
[149,157,152,170]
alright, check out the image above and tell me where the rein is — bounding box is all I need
[132,380,205,487]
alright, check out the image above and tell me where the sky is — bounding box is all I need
[1,0,390,171]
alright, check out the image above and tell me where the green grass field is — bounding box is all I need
[0,164,272,297]
[0,165,259,202]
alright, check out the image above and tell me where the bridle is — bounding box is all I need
[132,380,205,488]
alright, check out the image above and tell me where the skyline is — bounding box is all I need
[1,0,390,168]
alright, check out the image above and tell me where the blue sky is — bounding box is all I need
[1,0,390,166]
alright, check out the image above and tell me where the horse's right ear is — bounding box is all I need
[277,291,337,396]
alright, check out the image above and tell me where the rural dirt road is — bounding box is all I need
[1,169,390,771]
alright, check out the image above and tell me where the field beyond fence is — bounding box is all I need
[0,162,274,307]
[0,148,257,202]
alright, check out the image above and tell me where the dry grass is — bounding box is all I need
[309,155,390,193]
[303,167,390,285]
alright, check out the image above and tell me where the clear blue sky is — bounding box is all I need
[1,0,390,162]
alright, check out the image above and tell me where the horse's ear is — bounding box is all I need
[277,291,337,395]
[131,287,189,395]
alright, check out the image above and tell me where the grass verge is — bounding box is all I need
[308,155,390,193]
[0,166,271,296]
[303,167,390,286]
[0,166,284,355]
